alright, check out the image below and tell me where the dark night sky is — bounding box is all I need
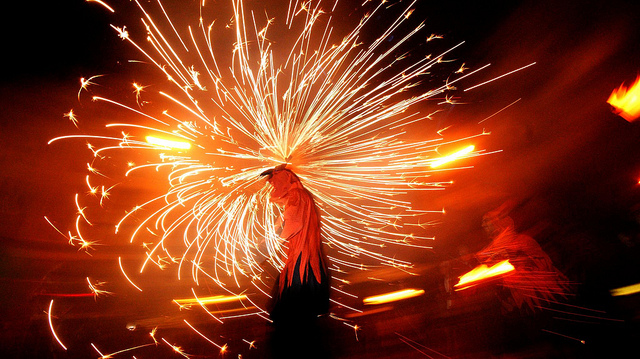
[1,0,640,357]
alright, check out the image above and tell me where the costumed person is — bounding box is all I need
[477,202,569,313]
[475,202,571,354]
[261,164,331,358]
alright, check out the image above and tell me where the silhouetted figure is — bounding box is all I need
[261,166,331,358]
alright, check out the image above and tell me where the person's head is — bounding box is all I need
[482,202,515,237]
[260,164,302,200]
[260,163,288,181]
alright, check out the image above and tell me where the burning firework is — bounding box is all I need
[44,0,515,355]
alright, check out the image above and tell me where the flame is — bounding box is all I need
[608,75,640,122]
[454,259,514,290]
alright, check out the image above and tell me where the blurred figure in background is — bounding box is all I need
[477,201,570,314]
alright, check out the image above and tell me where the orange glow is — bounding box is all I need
[608,75,640,122]
[363,288,425,305]
[430,145,475,168]
[454,259,515,290]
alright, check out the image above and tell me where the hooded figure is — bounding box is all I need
[262,166,330,325]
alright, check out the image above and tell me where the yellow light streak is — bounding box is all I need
[454,259,515,290]
[145,135,192,149]
[610,282,640,297]
[430,145,475,168]
[363,288,425,305]
[173,294,247,308]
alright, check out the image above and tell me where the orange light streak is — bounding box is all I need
[608,75,640,122]
[541,329,586,344]
[478,98,521,124]
[78,75,102,100]
[454,259,515,290]
[464,62,536,92]
[98,343,155,359]
[161,338,191,358]
[118,257,143,292]
[48,300,67,351]
[183,319,227,352]
[86,0,115,13]
[362,288,425,305]
[173,294,247,307]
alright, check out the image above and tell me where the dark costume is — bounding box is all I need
[263,168,330,324]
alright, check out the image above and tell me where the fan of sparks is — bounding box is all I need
[49,0,493,306]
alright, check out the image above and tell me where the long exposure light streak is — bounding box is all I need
[464,62,536,92]
[363,288,425,305]
[610,282,640,297]
[454,259,515,290]
[47,300,67,351]
[174,294,247,307]
[184,319,228,352]
[45,0,508,354]
[118,257,143,291]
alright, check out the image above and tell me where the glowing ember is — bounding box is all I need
[607,75,640,122]
[454,259,515,290]
[363,288,425,305]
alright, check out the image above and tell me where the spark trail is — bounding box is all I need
[46,0,506,355]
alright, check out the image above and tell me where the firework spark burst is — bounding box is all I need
[45,0,511,355]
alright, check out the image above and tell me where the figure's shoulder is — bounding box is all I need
[287,187,313,205]
[285,187,303,203]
